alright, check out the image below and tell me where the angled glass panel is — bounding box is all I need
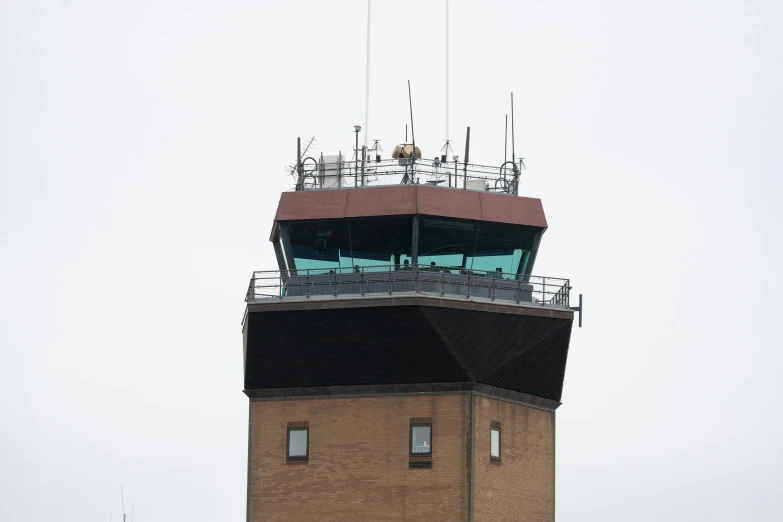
[286,217,413,274]
[419,217,540,278]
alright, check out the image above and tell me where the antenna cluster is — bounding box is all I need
[285,1,528,196]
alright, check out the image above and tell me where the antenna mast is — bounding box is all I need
[363,0,372,149]
[408,80,416,160]
[511,93,516,167]
[442,0,452,160]
[445,0,449,143]
[504,114,508,163]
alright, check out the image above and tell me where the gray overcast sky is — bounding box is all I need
[1,1,781,520]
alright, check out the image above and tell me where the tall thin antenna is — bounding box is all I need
[504,114,508,163]
[445,0,449,142]
[408,80,416,159]
[463,126,470,189]
[363,0,372,149]
[511,93,516,167]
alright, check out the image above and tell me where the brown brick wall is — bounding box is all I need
[472,396,555,522]
[248,394,469,522]
[247,393,555,521]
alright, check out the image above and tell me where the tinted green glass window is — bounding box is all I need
[287,217,413,274]
[418,218,539,278]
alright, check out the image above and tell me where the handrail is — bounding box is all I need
[297,157,523,194]
[245,265,569,309]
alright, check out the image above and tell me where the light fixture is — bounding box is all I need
[354,125,362,132]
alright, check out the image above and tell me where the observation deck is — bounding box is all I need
[246,266,570,311]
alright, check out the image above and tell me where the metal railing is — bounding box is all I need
[295,156,524,195]
[245,265,570,309]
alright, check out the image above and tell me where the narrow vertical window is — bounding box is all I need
[490,421,501,461]
[410,425,432,455]
[287,421,309,460]
[409,417,433,468]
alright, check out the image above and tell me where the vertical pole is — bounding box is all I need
[411,215,419,267]
[354,130,359,187]
[511,93,516,167]
[296,137,303,191]
[337,150,342,188]
[361,145,366,186]
[445,0,449,143]
[408,80,416,160]
[504,114,508,163]
[364,0,372,150]
[463,127,470,189]
[511,92,519,195]
[318,151,323,189]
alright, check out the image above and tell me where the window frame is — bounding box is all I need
[286,426,309,460]
[409,423,433,457]
[490,422,501,461]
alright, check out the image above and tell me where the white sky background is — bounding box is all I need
[1,0,781,520]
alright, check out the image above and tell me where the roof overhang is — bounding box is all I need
[272,186,547,230]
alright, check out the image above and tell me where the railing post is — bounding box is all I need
[333,271,337,298]
[306,272,310,299]
[388,267,393,295]
[360,270,365,297]
[542,277,546,307]
[466,275,471,299]
[516,278,520,304]
[441,271,445,297]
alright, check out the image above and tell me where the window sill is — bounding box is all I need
[409,455,432,469]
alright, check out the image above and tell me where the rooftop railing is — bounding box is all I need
[245,265,570,309]
[295,156,524,195]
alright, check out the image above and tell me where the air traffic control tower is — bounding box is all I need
[242,147,579,521]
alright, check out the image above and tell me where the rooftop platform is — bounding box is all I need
[295,156,525,196]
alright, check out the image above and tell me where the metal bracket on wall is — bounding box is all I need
[569,293,583,328]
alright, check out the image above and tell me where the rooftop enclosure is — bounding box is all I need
[254,185,567,309]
